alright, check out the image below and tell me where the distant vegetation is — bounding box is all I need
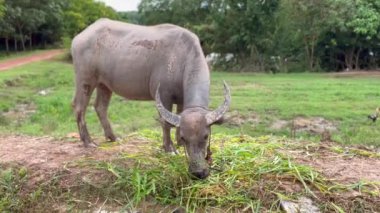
[1,0,380,72]
[138,0,380,72]
[0,0,119,52]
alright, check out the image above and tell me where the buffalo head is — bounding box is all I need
[155,82,231,179]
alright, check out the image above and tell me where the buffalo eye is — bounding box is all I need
[180,136,186,142]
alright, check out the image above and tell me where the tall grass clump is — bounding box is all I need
[95,130,380,212]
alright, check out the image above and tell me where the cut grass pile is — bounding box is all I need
[1,131,379,212]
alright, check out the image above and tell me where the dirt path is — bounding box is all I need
[0,49,64,71]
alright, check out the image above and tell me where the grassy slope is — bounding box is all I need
[0,61,379,146]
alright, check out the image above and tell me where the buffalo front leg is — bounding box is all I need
[94,84,116,142]
[160,103,177,154]
[175,104,184,146]
[73,82,96,147]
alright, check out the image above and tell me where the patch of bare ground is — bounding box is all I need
[0,134,166,211]
[224,110,260,126]
[0,134,153,189]
[328,70,380,78]
[0,134,151,168]
[280,141,380,212]
[271,117,337,135]
[283,141,380,184]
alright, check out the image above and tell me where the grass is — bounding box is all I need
[0,131,379,212]
[0,60,380,146]
[0,59,380,211]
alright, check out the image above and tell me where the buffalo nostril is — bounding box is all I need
[191,169,210,179]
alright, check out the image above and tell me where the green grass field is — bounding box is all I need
[0,60,379,146]
[0,59,380,212]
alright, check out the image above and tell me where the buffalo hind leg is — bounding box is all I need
[73,82,96,147]
[94,84,116,142]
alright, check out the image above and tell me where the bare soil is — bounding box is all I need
[286,142,380,184]
[224,110,260,126]
[271,117,338,134]
[0,49,64,71]
[0,134,151,170]
[1,134,378,186]
[328,70,380,78]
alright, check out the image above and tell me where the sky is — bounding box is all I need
[98,0,141,12]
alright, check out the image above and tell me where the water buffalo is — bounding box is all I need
[71,18,231,179]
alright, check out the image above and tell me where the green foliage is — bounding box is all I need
[138,0,380,71]
[118,11,141,24]
[0,0,4,18]
[63,0,119,38]
[139,0,280,71]
[0,0,119,52]
[318,0,380,70]
[1,0,379,70]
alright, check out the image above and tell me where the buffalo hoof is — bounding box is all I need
[163,145,178,154]
[106,134,117,142]
[84,142,98,148]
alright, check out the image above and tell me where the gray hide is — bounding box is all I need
[71,18,231,179]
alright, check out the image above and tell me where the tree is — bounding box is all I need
[0,0,5,18]
[139,0,280,71]
[0,4,15,53]
[63,0,119,38]
[324,0,380,70]
[210,0,280,71]
[36,0,64,47]
[118,11,141,24]
[279,0,333,71]
[4,0,48,51]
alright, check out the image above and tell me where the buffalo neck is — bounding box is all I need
[183,56,210,109]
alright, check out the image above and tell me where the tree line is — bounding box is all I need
[1,0,379,72]
[138,0,380,72]
[0,0,119,53]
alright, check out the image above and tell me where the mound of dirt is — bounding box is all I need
[271,117,337,135]
[224,110,260,126]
